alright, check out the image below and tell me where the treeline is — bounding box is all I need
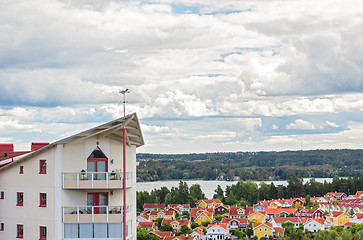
[137,149,363,181]
[137,176,363,212]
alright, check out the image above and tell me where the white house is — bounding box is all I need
[0,113,144,240]
[303,218,327,232]
[206,223,229,240]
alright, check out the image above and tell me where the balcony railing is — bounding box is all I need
[62,172,132,189]
[63,205,131,223]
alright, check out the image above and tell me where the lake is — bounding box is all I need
[136,178,333,199]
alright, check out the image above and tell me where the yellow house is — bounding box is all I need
[248,211,266,224]
[196,199,222,208]
[162,219,191,231]
[253,223,273,239]
[195,211,214,225]
[149,210,175,220]
[326,211,350,226]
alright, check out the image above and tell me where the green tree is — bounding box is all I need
[189,184,206,207]
[180,225,192,235]
[137,228,159,240]
[159,224,173,231]
[213,185,224,200]
[182,210,190,219]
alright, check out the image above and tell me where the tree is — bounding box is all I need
[304,194,312,207]
[189,184,206,207]
[213,185,224,200]
[159,224,173,231]
[180,225,192,235]
[137,228,159,240]
[182,210,190,219]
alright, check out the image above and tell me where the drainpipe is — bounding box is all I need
[123,127,127,240]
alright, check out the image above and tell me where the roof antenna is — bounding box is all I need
[119,89,130,117]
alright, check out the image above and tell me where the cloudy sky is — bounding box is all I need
[1,0,363,153]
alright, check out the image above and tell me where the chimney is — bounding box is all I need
[0,143,14,152]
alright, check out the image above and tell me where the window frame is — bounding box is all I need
[16,224,23,238]
[39,193,47,207]
[0,191,4,199]
[0,222,4,231]
[39,226,47,240]
[39,160,47,174]
[17,192,23,206]
[19,166,24,174]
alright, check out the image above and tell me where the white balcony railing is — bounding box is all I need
[63,205,132,223]
[62,172,132,189]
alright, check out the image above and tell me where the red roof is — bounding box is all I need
[31,142,49,151]
[162,219,190,226]
[229,206,245,216]
[207,223,228,230]
[196,199,223,205]
[265,208,297,214]
[274,227,285,232]
[221,217,248,224]
[272,217,302,224]
[144,203,165,209]
[253,223,273,229]
[0,143,13,152]
[330,211,345,217]
[354,213,363,219]
[138,222,155,228]
[190,208,213,218]
[149,230,172,238]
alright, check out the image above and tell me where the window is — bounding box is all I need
[19,166,24,174]
[0,223,4,231]
[39,193,47,207]
[39,160,47,174]
[17,224,23,238]
[17,192,23,206]
[40,226,47,240]
[0,191,4,199]
[264,228,267,231]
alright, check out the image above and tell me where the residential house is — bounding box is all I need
[350,213,363,224]
[190,208,213,222]
[303,218,327,232]
[294,208,323,219]
[214,205,229,215]
[265,208,297,219]
[248,211,266,224]
[206,223,229,240]
[196,199,223,209]
[228,206,245,218]
[162,219,191,231]
[144,203,166,211]
[326,211,350,226]
[137,215,151,222]
[149,230,172,239]
[253,223,273,239]
[253,202,267,212]
[190,230,204,240]
[273,228,285,238]
[137,222,155,231]
[164,236,197,240]
[221,218,249,232]
[325,192,347,201]
[0,113,144,239]
[194,210,214,225]
[167,204,191,214]
[271,217,302,229]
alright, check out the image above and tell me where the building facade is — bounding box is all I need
[0,113,143,240]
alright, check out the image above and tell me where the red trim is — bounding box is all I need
[39,226,47,240]
[0,191,4,199]
[17,192,23,206]
[123,127,126,240]
[39,193,47,207]
[19,166,23,174]
[87,192,108,214]
[0,223,4,231]
[39,160,47,174]
[16,224,23,238]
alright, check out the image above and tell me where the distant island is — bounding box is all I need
[136,149,363,182]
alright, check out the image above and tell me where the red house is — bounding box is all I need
[294,208,323,219]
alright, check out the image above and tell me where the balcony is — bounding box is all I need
[62,172,132,189]
[63,205,131,223]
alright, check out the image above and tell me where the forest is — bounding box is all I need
[137,149,363,181]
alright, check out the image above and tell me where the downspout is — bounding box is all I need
[123,127,127,240]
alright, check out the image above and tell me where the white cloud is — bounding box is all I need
[286,119,316,130]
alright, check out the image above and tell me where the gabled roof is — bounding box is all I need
[221,217,248,224]
[149,230,172,238]
[253,223,273,229]
[190,208,213,218]
[207,223,228,230]
[272,217,302,224]
[168,204,190,209]
[0,113,144,172]
[138,222,155,228]
[265,208,297,214]
[303,218,326,225]
[329,211,347,217]
[162,219,190,226]
[353,213,363,219]
[229,206,245,216]
[196,199,223,205]
[274,227,285,232]
[144,203,165,209]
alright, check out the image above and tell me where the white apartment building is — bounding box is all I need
[0,113,144,240]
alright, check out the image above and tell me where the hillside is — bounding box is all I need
[136,149,363,181]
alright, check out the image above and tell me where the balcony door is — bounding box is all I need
[87,147,108,180]
[87,192,108,214]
